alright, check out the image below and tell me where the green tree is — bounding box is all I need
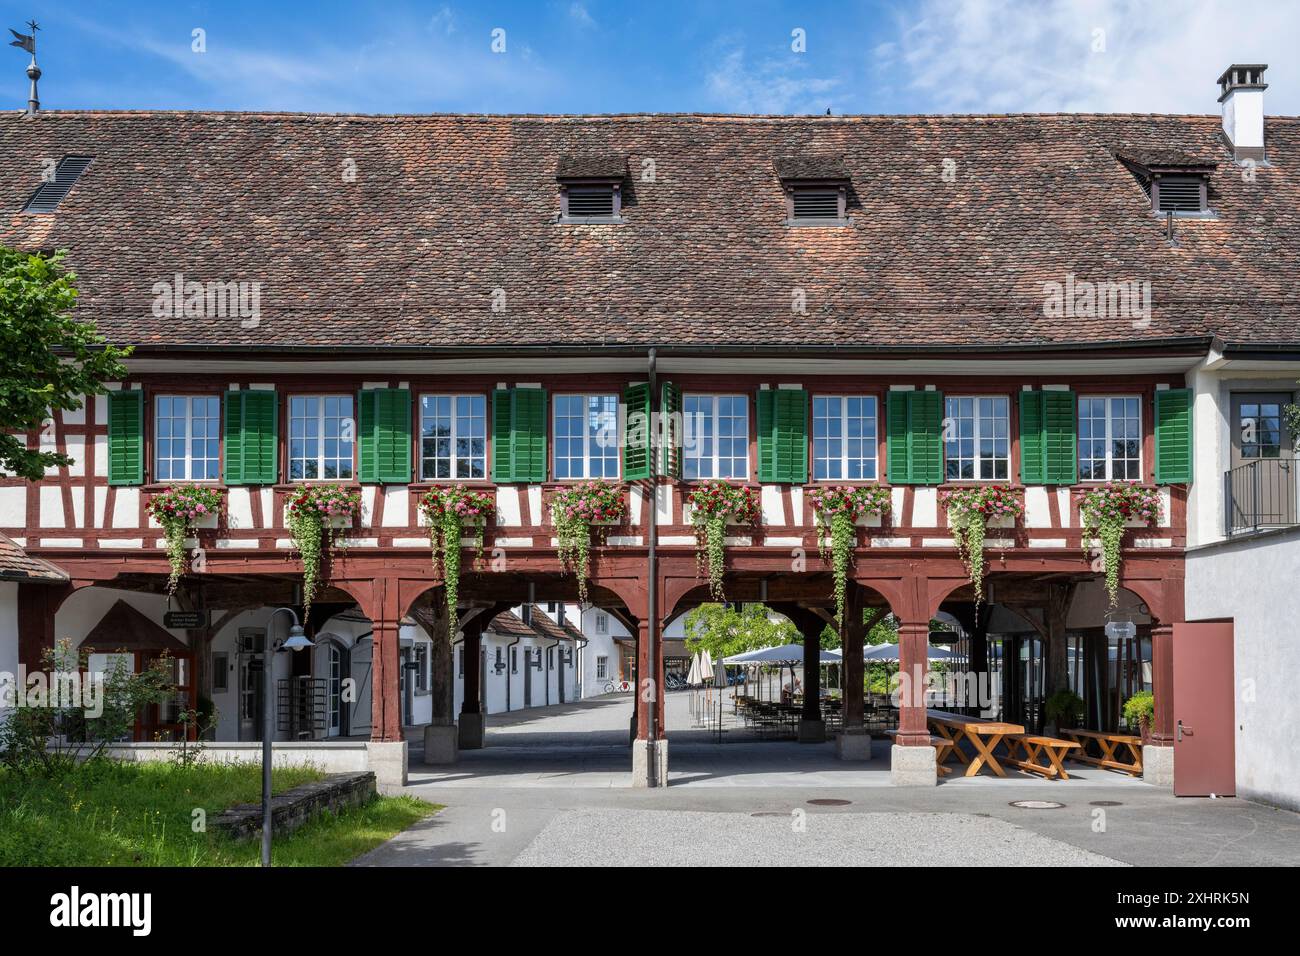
[0,247,130,480]
[683,603,799,659]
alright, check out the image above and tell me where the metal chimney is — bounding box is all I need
[1217,63,1267,163]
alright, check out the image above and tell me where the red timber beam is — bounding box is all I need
[16,581,74,670]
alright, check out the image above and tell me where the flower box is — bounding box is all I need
[193,512,219,530]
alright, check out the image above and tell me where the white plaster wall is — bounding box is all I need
[1186,528,1300,811]
[0,583,18,720]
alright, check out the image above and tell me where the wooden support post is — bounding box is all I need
[841,600,876,733]
[365,579,405,743]
[801,621,821,723]
[461,617,483,717]
[16,582,67,670]
[896,621,931,746]
[1150,622,1175,746]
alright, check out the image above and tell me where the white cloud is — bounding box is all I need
[427,5,456,36]
[705,45,840,114]
[568,3,596,28]
[875,0,1300,115]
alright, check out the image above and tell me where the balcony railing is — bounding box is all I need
[1225,457,1300,536]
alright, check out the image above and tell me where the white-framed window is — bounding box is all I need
[683,394,749,480]
[594,612,608,634]
[414,644,429,693]
[813,395,878,480]
[944,396,1010,481]
[553,394,619,479]
[1079,396,1142,481]
[154,395,220,481]
[596,655,609,680]
[288,395,354,481]
[420,394,486,480]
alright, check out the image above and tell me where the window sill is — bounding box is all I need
[786,218,851,227]
[557,216,625,225]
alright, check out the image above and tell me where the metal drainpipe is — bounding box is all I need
[647,347,659,785]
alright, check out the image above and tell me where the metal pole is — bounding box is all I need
[261,607,296,868]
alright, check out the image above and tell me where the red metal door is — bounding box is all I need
[1172,621,1235,796]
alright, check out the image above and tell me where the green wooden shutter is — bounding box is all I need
[622,382,651,480]
[491,389,514,482]
[107,390,144,486]
[887,390,944,484]
[1019,392,1046,484]
[1155,388,1193,484]
[511,388,548,482]
[660,381,682,479]
[224,390,278,485]
[1019,391,1077,485]
[358,388,412,484]
[757,389,808,483]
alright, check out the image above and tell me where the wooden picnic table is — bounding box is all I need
[926,710,1025,777]
[1057,728,1144,776]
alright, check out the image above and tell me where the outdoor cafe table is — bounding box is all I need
[926,710,1026,777]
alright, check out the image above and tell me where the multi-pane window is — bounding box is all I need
[553,394,619,479]
[288,396,354,480]
[683,394,749,480]
[944,396,1009,480]
[813,395,878,480]
[594,612,608,634]
[414,644,429,692]
[596,656,608,680]
[420,394,486,480]
[154,395,220,481]
[1079,396,1142,480]
[1239,400,1283,459]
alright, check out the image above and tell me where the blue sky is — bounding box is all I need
[1,0,1297,115]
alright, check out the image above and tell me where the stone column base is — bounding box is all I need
[366,741,408,790]
[423,724,459,765]
[836,730,873,761]
[798,718,827,743]
[1143,744,1174,788]
[458,712,485,750]
[890,743,938,787]
[631,738,668,788]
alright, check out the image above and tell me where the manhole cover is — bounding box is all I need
[807,799,852,807]
[750,811,787,817]
[1009,800,1064,809]
[1089,800,1123,807]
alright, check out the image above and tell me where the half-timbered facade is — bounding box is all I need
[2,64,1298,800]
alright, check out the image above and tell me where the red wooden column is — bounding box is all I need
[895,621,932,746]
[364,579,404,743]
[1150,622,1175,747]
[16,582,70,669]
[841,606,866,732]
[461,616,484,718]
[634,618,666,739]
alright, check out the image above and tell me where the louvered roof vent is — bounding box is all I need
[776,155,850,225]
[1113,147,1215,217]
[23,155,94,214]
[556,154,625,223]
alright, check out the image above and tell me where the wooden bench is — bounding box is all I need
[1057,728,1143,776]
[1002,734,1081,780]
[886,730,955,776]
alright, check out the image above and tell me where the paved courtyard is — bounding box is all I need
[356,692,1300,867]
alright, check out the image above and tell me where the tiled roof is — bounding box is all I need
[556,153,626,179]
[528,606,578,642]
[0,534,68,583]
[774,154,849,180]
[487,610,535,638]
[4,110,1300,350]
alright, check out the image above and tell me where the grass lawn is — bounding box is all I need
[0,760,437,867]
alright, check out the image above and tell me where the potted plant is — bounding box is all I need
[1078,483,1163,606]
[940,486,1025,604]
[1123,690,1155,743]
[147,484,223,595]
[550,480,628,605]
[687,480,760,601]
[285,484,362,618]
[806,485,892,624]
[1044,688,1086,732]
[420,486,496,636]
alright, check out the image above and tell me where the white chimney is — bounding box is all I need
[1218,63,1268,162]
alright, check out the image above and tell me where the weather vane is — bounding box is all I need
[8,18,40,114]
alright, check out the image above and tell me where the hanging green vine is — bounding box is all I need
[941,486,1024,605]
[550,480,627,605]
[285,484,361,619]
[421,486,495,637]
[687,481,760,601]
[1078,482,1163,606]
[147,484,223,595]
[806,484,892,624]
